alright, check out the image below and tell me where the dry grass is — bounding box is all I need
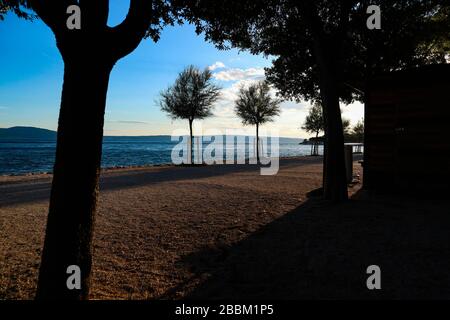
[2,157,448,299]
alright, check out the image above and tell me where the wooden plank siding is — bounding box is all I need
[363,64,450,194]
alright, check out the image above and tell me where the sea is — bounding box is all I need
[0,136,323,175]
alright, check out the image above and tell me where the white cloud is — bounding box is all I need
[205,76,311,137]
[213,67,265,81]
[203,65,359,137]
[208,61,226,71]
[219,78,262,102]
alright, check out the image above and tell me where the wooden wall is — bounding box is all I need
[364,65,450,194]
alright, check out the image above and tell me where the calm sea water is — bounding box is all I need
[0,136,323,175]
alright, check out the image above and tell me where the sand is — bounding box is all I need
[1,157,449,299]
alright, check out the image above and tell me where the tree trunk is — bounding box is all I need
[28,0,153,301]
[189,119,193,165]
[313,39,348,202]
[35,59,113,300]
[256,123,260,164]
[320,76,348,202]
[314,131,319,156]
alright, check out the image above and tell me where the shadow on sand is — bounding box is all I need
[166,190,450,299]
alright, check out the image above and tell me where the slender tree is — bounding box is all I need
[342,118,351,137]
[302,104,351,154]
[1,0,182,300]
[302,103,324,156]
[234,82,281,163]
[352,119,364,143]
[159,65,221,164]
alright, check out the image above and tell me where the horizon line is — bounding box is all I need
[0,126,307,140]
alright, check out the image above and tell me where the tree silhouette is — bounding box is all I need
[342,118,351,137]
[181,0,450,202]
[302,104,352,154]
[159,65,221,164]
[302,103,324,156]
[0,1,37,20]
[352,119,364,143]
[2,0,182,300]
[234,82,281,164]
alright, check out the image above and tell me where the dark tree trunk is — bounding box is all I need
[35,59,114,300]
[28,0,153,301]
[189,118,193,164]
[256,123,260,164]
[320,76,347,202]
[313,39,348,202]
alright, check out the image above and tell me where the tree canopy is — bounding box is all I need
[265,1,450,103]
[235,81,281,163]
[302,102,324,156]
[350,119,364,143]
[160,65,221,164]
[235,82,281,127]
[182,0,450,104]
[302,103,324,137]
[159,65,221,122]
[0,1,182,55]
[302,103,355,139]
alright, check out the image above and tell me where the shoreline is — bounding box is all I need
[0,155,325,179]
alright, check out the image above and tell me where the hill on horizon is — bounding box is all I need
[0,126,304,141]
[0,126,57,140]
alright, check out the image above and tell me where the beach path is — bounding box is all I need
[2,157,449,299]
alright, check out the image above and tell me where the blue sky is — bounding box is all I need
[0,0,363,138]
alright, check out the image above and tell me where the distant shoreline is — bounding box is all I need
[0,126,306,141]
[0,136,317,176]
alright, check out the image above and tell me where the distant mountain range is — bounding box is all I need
[0,126,304,142]
[0,126,57,139]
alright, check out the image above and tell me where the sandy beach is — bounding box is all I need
[1,156,449,299]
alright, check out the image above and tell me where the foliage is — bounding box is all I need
[351,119,364,143]
[302,102,324,156]
[235,81,281,126]
[266,1,450,103]
[342,118,351,136]
[0,0,183,42]
[182,0,450,104]
[302,103,353,137]
[0,0,37,21]
[302,104,365,149]
[302,102,324,137]
[159,65,221,122]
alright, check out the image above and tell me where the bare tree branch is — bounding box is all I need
[28,0,75,35]
[110,0,154,60]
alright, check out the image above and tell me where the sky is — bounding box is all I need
[0,0,364,138]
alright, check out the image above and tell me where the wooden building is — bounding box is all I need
[363,64,450,194]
